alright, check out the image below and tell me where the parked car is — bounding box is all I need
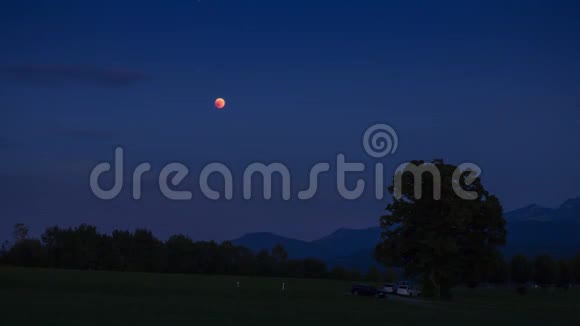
[396,285,410,296]
[396,285,421,297]
[350,284,378,296]
[382,283,396,294]
[397,281,411,288]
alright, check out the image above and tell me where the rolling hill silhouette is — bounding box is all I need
[233,197,580,271]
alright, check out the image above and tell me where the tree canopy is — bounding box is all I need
[375,159,506,297]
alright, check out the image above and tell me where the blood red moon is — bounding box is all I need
[214,98,226,109]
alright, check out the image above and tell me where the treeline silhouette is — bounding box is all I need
[2,223,580,288]
[508,253,580,290]
[468,252,580,291]
[0,224,361,280]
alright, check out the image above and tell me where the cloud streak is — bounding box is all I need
[0,64,149,87]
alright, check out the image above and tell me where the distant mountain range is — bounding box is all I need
[233,227,381,271]
[232,198,580,271]
[504,197,580,222]
[503,197,580,258]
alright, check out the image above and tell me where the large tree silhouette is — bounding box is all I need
[375,159,506,298]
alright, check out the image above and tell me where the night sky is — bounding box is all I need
[1,0,579,242]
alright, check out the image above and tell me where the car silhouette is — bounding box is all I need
[396,284,421,297]
[382,283,396,294]
[350,284,378,296]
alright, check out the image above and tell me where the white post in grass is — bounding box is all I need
[282,282,285,291]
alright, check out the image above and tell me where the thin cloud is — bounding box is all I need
[0,64,150,87]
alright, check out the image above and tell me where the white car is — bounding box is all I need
[397,281,411,288]
[382,283,396,294]
[396,285,420,297]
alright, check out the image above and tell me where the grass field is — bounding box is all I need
[0,267,578,325]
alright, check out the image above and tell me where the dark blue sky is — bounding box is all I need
[1,0,579,241]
